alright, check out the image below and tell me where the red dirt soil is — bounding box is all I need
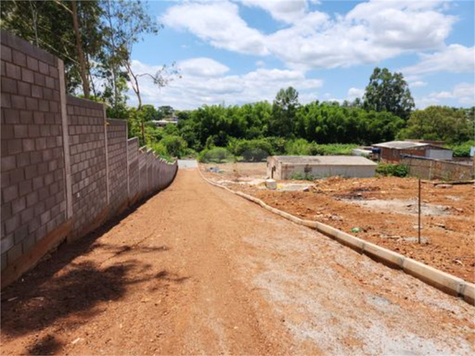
[203,162,475,283]
[1,169,474,355]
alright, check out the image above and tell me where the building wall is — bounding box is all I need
[426,149,453,160]
[1,30,178,287]
[280,164,376,179]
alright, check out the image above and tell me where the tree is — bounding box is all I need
[363,67,415,120]
[269,87,299,137]
[397,106,475,143]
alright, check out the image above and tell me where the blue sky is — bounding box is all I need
[129,0,474,110]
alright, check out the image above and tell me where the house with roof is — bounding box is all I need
[372,141,453,163]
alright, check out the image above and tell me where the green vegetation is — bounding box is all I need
[197,147,234,163]
[290,172,317,181]
[445,140,475,157]
[376,163,409,177]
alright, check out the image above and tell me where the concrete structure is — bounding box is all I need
[267,156,377,180]
[373,141,453,163]
[1,30,178,287]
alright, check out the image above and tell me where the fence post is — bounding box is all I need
[58,59,73,220]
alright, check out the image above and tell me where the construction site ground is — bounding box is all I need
[1,168,474,355]
[201,162,475,283]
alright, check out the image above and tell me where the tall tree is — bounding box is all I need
[70,0,90,98]
[101,0,161,111]
[397,106,475,143]
[363,67,415,120]
[269,87,299,137]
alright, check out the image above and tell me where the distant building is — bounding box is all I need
[267,156,377,180]
[372,141,453,162]
[151,118,178,127]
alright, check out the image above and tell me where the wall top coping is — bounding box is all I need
[107,118,127,125]
[66,95,105,110]
[1,29,57,66]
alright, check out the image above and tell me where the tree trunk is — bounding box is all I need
[126,61,142,110]
[71,0,90,99]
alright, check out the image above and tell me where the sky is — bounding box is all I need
[129,0,475,110]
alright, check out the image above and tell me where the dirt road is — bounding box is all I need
[1,169,474,355]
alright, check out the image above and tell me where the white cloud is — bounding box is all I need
[416,82,475,108]
[162,1,268,55]
[408,81,428,88]
[177,57,230,77]
[401,45,475,78]
[347,87,364,100]
[162,0,456,70]
[240,0,309,24]
[129,59,323,109]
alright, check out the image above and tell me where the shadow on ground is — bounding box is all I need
[1,201,188,354]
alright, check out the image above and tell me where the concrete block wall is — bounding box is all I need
[67,96,108,238]
[402,157,474,181]
[106,119,128,215]
[138,149,148,199]
[1,30,178,286]
[1,31,67,272]
[127,138,140,202]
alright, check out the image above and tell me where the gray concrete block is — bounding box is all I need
[14,124,28,138]
[11,95,25,109]
[1,44,12,61]
[5,62,21,80]
[26,97,39,110]
[3,185,18,203]
[1,155,16,171]
[12,49,26,67]
[39,60,49,75]
[26,191,39,207]
[17,81,31,96]
[20,110,34,124]
[16,152,30,167]
[27,56,39,71]
[25,164,38,179]
[4,215,20,235]
[1,234,14,253]
[34,72,45,86]
[11,196,26,215]
[31,84,42,98]
[21,67,34,83]
[7,139,22,155]
[22,138,36,152]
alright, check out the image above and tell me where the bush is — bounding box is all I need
[197,147,235,163]
[316,143,358,155]
[376,163,409,177]
[228,138,272,162]
[160,135,188,158]
[445,140,474,157]
[290,172,316,180]
[285,139,320,155]
[150,142,174,162]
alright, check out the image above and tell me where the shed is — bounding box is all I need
[267,156,377,180]
[373,141,453,162]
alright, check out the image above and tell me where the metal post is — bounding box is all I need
[418,178,421,244]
